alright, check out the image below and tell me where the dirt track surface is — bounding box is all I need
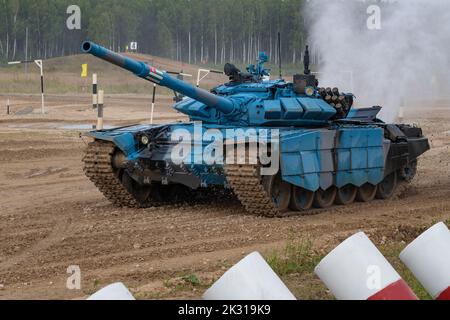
[0,96,449,299]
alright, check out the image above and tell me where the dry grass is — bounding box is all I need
[0,53,225,95]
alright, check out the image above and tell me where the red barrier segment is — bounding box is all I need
[368,279,418,300]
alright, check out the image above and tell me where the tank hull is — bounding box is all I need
[83,122,429,217]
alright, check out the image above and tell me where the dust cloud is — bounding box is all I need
[306,0,450,121]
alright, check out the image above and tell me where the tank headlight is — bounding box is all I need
[305,86,315,97]
[141,135,150,145]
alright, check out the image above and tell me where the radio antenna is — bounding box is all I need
[278,32,282,79]
[304,45,311,75]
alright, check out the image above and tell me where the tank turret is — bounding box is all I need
[82,41,339,126]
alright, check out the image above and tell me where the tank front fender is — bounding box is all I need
[86,131,137,157]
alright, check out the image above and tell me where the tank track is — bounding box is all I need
[83,140,140,208]
[224,161,416,218]
[224,163,281,218]
[84,141,417,217]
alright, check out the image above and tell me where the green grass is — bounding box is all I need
[162,272,209,294]
[0,53,198,95]
[0,73,174,95]
[267,233,322,276]
[181,273,201,286]
[83,279,101,295]
[0,52,324,95]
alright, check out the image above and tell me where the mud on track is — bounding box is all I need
[0,97,449,299]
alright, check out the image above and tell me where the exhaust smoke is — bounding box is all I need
[306,0,450,121]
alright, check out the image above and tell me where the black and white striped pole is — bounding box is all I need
[97,90,104,130]
[35,60,44,114]
[8,59,45,114]
[92,73,98,109]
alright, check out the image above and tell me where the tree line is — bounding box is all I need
[0,0,310,65]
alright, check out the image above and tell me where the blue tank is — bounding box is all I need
[81,41,430,217]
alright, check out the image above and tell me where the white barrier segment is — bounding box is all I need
[400,222,450,299]
[87,282,135,300]
[315,232,403,300]
[203,252,296,300]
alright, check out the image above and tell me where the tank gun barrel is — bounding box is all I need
[81,41,235,115]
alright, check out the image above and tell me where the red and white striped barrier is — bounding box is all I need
[315,232,417,300]
[203,252,296,300]
[87,282,135,300]
[400,222,450,300]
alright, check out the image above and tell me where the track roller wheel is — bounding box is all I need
[289,186,315,211]
[356,183,377,202]
[335,184,357,205]
[263,173,291,212]
[313,187,337,208]
[376,171,398,200]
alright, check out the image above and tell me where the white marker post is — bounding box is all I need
[35,60,45,114]
[6,99,10,115]
[8,59,45,114]
[400,222,450,300]
[97,90,104,130]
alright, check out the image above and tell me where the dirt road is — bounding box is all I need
[0,96,449,299]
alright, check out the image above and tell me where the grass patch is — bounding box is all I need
[181,274,201,286]
[162,272,208,296]
[267,234,322,276]
[266,234,330,299]
[83,279,101,295]
[0,53,206,95]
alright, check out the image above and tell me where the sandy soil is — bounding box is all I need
[0,94,449,300]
